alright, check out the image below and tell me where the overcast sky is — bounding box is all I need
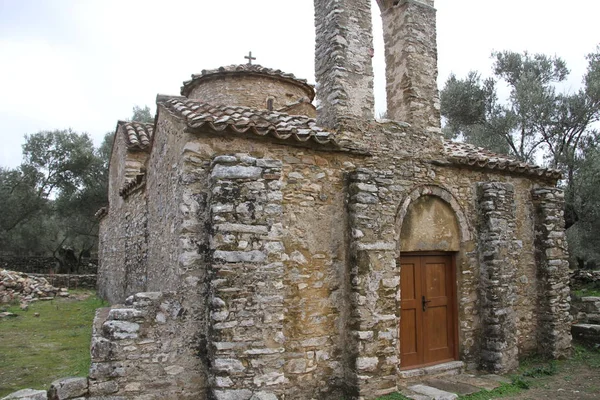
[0,0,598,168]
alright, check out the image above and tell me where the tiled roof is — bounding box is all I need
[181,64,315,99]
[95,206,108,220]
[118,121,153,150]
[443,140,562,179]
[119,173,146,198]
[159,97,336,147]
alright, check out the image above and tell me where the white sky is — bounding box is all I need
[0,0,598,168]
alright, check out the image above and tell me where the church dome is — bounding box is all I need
[180,64,315,113]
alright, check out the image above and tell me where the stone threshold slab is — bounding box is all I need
[399,361,465,380]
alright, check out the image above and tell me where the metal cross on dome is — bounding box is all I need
[244,51,256,65]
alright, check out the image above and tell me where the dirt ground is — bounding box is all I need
[498,349,600,400]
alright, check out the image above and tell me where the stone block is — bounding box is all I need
[213,390,253,400]
[214,358,245,373]
[250,392,278,400]
[88,362,126,380]
[88,380,119,396]
[90,337,118,362]
[213,250,266,263]
[107,308,144,321]
[408,384,458,400]
[211,165,262,180]
[47,377,88,400]
[102,320,140,340]
[1,389,47,400]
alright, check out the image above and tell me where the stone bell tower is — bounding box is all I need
[377,0,441,132]
[313,0,376,130]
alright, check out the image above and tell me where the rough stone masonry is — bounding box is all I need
[90,0,573,399]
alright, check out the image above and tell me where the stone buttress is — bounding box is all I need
[476,182,519,373]
[532,187,572,358]
[208,155,286,400]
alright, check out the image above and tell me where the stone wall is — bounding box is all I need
[476,182,519,373]
[98,115,571,399]
[532,188,572,358]
[98,188,147,304]
[89,292,207,399]
[0,256,97,275]
[207,155,286,400]
[572,296,600,325]
[188,75,312,113]
[30,274,97,290]
[144,115,189,293]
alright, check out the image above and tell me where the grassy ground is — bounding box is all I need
[377,344,600,400]
[0,290,106,398]
[573,281,600,298]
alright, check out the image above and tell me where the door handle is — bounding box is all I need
[422,296,432,312]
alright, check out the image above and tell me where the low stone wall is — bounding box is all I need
[571,296,600,347]
[572,296,600,325]
[572,324,600,347]
[0,256,98,275]
[29,274,97,290]
[88,291,207,399]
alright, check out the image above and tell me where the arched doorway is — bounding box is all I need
[397,189,465,369]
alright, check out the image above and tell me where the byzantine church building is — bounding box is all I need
[95,0,572,398]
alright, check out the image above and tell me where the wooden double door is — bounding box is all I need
[400,254,458,369]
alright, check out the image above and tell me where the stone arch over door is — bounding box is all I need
[395,185,471,369]
[396,185,471,252]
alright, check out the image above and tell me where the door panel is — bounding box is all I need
[400,257,422,367]
[400,254,456,369]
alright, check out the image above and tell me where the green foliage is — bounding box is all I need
[520,361,558,378]
[0,290,107,397]
[1,105,136,267]
[21,129,97,198]
[441,49,600,166]
[573,281,600,297]
[572,343,600,369]
[567,139,600,268]
[376,393,411,400]
[441,47,600,269]
[0,130,107,267]
[131,105,154,124]
[458,383,523,399]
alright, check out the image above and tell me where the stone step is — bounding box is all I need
[406,384,458,400]
[399,361,464,380]
[572,323,600,346]
[423,378,480,396]
[399,373,510,400]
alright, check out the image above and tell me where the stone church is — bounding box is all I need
[96,0,572,399]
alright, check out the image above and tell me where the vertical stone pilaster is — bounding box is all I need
[314,0,375,131]
[347,168,399,399]
[208,155,286,400]
[477,182,519,373]
[532,187,572,359]
[377,0,440,132]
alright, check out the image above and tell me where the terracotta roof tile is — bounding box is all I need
[181,64,315,99]
[119,173,146,198]
[159,97,337,147]
[443,140,562,179]
[95,206,108,220]
[118,121,153,150]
